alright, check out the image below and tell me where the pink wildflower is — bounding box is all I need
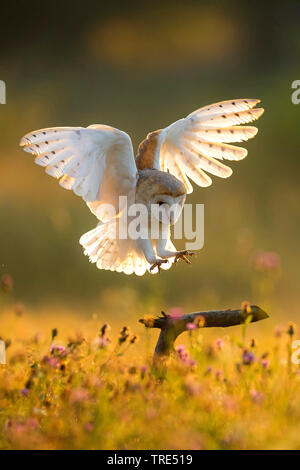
[251,250,280,272]
[222,396,237,412]
[250,389,264,404]
[140,365,149,379]
[98,336,110,348]
[176,345,186,354]
[204,366,213,376]
[42,355,60,368]
[168,307,184,318]
[1,273,13,293]
[184,377,202,396]
[84,422,94,432]
[261,358,270,369]
[214,338,224,350]
[274,325,284,338]
[50,344,67,356]
[69,388,90,404]
[176,344,197,367]
[6,418,39,436]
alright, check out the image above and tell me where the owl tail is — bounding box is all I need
[79,221,149,276]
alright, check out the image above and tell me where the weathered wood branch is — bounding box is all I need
[139,305,269,361]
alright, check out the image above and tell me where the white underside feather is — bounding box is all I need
[158,98,264,191]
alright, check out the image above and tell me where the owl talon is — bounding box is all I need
[150,259,168,273]
[173,251,195,265]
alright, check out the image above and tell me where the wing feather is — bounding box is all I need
[195,108,264,128]
[188,98,260,118]
[155,98,264,191]
[20,125,137,221]
[186,126,258,143]
[186,139,248,161]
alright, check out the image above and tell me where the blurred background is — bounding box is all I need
[0,0,299,321]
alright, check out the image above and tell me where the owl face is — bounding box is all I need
[136,169,187,225]
[149,193,186,224]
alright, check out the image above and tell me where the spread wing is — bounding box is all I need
[137,99,264,193]
[20,125,137,221]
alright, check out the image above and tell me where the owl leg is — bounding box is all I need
[137,238,168,273]
[156,238,195,265]
[173,250,195,265]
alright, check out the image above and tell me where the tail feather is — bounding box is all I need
[80,222,176,275]
[79,222,150,276]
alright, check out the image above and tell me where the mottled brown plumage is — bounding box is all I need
[136,168,186,202]
[136,130,162,169]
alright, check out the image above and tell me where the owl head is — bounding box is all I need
[136,169,187,225]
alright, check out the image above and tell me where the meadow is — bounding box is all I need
[1,278,299,450]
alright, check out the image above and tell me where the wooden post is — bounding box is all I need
[139,305,269,362]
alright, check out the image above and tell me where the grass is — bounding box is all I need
[0,298,299,450]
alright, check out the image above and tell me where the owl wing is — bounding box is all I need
[20,124,137,221]
[137,99,264,193]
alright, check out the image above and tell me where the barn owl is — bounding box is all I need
[20,98,264,276]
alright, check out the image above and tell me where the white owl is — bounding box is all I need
[20,98,264,276]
